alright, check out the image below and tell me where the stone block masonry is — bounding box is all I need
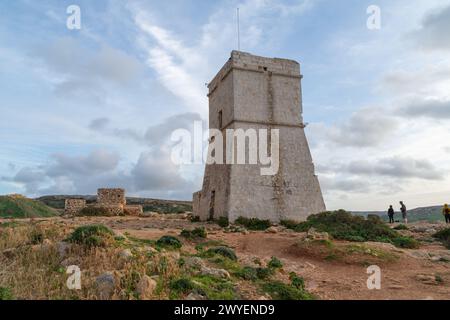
[64,188,142,216]
[97,188,126,206]
[124,205,144,216]
[64,199,86,216]
[193,51,326,222]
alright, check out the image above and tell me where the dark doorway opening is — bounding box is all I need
[209,190,216,221]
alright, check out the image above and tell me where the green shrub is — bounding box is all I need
[280,220,310,232]
[170,275,238,300]
[262,281,314,300]
[170,277,195,294]
[205,246,237,261]
[235,266,273,281]
[156,235,182,249]
[79,206,111,216]
[180,227,207,239]
[0,287,13,300]
[289,272,305,290]
[235,266,258,280]
[267,256,283,269]
[217,217,229,228]
[281,210,415,248]
[392,236,420,249]
[191,275,238,300]
[66,224,114,247]
[255,267,273,280]
[367,214,382,222]
[393,224,408,230]
[280,220,302,231]
[434,228,450,240]
[433,228,450,249]
[235,217,271,230]
[195,240,225,252]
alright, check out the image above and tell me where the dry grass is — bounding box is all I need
[0,221,184,300]
[0,220,314,300]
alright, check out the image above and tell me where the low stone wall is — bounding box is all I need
[92,204,124,216]
[64,199,86,215]
[124,205,143,216]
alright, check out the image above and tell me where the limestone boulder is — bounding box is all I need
[57,241,72,259]
[306,227,329,241]
[136,275,157,300]
[184,256,205,269]
[186,292,207,300]
[199,266,230,279]
[95,272,116,300]
[119,249,133,260]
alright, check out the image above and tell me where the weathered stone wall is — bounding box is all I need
[92,204,124,216]
[64,189,145,217]
[193,51,326,222]
[97,188,126,206]
[124,205,143,216]
[64,199,86,215]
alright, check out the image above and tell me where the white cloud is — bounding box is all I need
[129,0,316,119]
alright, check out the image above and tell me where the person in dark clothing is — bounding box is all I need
[400,201,407,224]
[387,205,395,224]
[443,204,450,224]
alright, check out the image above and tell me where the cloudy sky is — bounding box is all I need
[1,0,449,210]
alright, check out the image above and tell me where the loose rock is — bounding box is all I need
[96,273,116,300]
[200,266,230,279]
[119,249,133,260]
[136,275,157,300]
[186,292,207,300]
[306,227,329,241]
[57,241,72,259]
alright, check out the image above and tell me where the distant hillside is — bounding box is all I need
[0,195,59,218]
[353,205,444,223]
[36,195,193,214]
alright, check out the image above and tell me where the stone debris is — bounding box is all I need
[415,274,440,285]
[136,275,157,300]
[265,226,278,234]
[306,227,329,241]
[185,292,207,300]
[199,266,230,279]
[118,249,133,260]
[57,241,72,259]
[184,256,205,269]
[95,272,116,300]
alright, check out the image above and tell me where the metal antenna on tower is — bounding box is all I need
[237,7,240,51]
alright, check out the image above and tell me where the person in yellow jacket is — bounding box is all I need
[443,204,450,224]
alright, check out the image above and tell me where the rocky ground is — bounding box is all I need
[0,214,449,300]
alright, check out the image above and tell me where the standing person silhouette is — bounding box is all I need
[400,201,407,224]
[387,205,395,224]
[443,204,450,224]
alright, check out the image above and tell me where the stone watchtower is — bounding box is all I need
[193,51,325,222]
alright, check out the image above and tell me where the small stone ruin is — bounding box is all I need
[64,188,143,216]
[64,199,86,216]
